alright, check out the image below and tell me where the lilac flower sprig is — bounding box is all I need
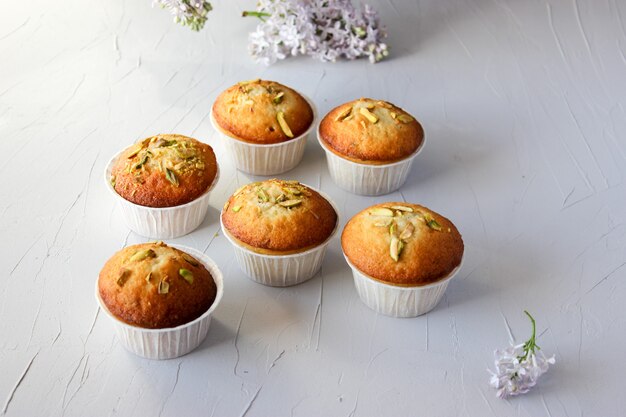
[243,0,389,65]
[488,311,556,398]
[154,0,213,31]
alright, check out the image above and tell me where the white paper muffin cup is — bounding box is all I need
[345,254,463,318]
[220,189,338,287]
[317,126,426,196]
[209,97,316,176]
[104,150,219,239]
[95,245,224,360]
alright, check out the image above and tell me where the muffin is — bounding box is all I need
[220,179,338,286]
[110,134,218,208]
[317,98,425,195]
[105,134,219,238]
[342,202,463,317]
[212,79,314,144]
[96,243,224,359]
[210,79,316,175]
[98,242,218,328]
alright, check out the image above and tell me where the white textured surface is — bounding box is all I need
[1,0,625,416]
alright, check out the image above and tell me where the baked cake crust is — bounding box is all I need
[319,98,424,164]
[342,202,463,286]
[212,79,314,144]
[111,134,218,208]
[98,242,217,329]
[221,179,337,253]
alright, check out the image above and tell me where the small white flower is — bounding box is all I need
[488,311,556,398]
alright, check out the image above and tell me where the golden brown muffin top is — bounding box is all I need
[319,98,424,164]
[342,202,463,286]
[110,134,218,208]
[221,179,337,254]
[212,79,314,144]
[98,242,218,329]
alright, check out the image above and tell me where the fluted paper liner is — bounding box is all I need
[317,126,425,196]
[345,254,463,318]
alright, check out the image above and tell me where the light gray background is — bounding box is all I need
[1,0,624,416]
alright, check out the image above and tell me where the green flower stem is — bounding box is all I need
[242,11,272,21]
[518,310,541,362]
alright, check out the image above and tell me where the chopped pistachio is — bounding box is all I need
[284,180,301,185]
[130,249,156,262]
[165,168,179,187]
[232,205,241,212]
[369,207,394,217]
[427,219,442,231]
[127,145,143,159]
[276,194,287,203]
[238,78,260,85]
[278,199,302,208]
[399,223,414,240]
[374,218,393,227]
[359,107,379,124]
[286,187,302,196]
[424,213,442,231]
[158,279,169,294]
[391,205,414,212]
[182,254,199,267]
[257,188,269,202]
[398,114,414,123]
[273,92,285,104]
[390,111,397,120]
[110,176,116,188]
[390,236,403,262]
[154,138,176,147]
[335,107,352,122]
[134,153,149,169]
[389,223,397,236]
[117,269,131,287]
[179,268,194,284]
[276,111,294,138]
